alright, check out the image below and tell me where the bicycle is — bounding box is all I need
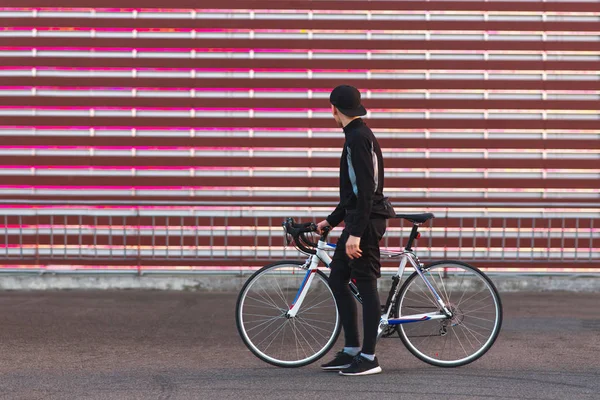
[236,214,503,368]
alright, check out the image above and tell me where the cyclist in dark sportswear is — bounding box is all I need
[317,85,394,376]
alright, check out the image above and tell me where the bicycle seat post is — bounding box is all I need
[394,213,433,251]
[405,223,420,251]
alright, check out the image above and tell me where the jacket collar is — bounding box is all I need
[343,118,364,137]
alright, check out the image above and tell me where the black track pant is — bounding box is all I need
[328,218,386,355]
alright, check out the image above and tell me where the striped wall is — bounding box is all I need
[0,1,599,272]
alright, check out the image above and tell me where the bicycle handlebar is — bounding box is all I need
[283,218,330,255]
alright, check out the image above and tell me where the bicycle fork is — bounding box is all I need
[286,269,317,319]
[285,253,322,319]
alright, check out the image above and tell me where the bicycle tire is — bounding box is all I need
[236,261,341,368]
[394,260,503,368]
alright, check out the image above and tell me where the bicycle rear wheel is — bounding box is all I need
[236,261,341,368]
[395,260,502,367]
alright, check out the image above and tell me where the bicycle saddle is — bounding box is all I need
[394,213,435,224]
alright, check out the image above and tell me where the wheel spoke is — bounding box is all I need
[290,318,301,360]
[447,267,466,302]
[460,319,495,332]
[242,301,285,311]
[298,310,337,316]
[280,318,286,360]
[405,290,436,306]
[246,294,283,311]
[271,276,291,307]
[255,319,288,348]
[243,316,281,327]
[249,315,285,339]
[456,286,489,309]
[259,285,286,312]
[242,312,281,318]
[457,323,477,350]
[439,329,450,360]
[461,294,493,310]
[462,310,497,315]
[263,320,290,353]
[291,319,315,356]
[294,317,325,343]
[462,301,495,314]
[413,325,437,350]
[464,314,496,323]
[301,288,329,306]
[417,278,440,307]
[295,317,335,335]
[458,323,485,345]
[435,269,451,305]
[295,318,329,339]
[297,296,334,313]
[295,316,336,326]
[452,328,469,357]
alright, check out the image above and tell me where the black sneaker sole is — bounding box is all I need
[339,366,382,376]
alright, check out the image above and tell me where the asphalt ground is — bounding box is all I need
[0,290,597,400]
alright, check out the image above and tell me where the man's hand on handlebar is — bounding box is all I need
[316,220,331,235]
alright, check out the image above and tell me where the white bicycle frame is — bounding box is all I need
[286,238,451,328]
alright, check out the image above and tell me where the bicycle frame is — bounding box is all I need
[286,239,451,327]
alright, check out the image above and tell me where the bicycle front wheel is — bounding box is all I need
[395,260,502,367]
[236,261,341,368]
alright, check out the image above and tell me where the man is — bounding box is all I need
[317,85,394,376]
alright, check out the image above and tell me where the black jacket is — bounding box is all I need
[326,118,387,237]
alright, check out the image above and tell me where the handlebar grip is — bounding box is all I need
[285,218,316,233]
[283,218,317,255]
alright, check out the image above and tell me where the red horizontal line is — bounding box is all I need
[4,259,598,270]
[3,86,600,95]
[0,266,270,272]
[6,37,600,51]
[2,194,599,205]
[2,137,600,150]
[3,60,600,73]
[4,219,600,230]
[3,77,600,92]
[4,225,599,233]
[5,27,600,35]
[3,125,599,134]
[4,1,600,12]
[1,182,599,190]
[2,116,600,130]
[0,86,338,92]
[2,20,600,33]
[2,156,598,170]
[1,242,596,252]
[1,106,597,114]
[2,242,597,249]
[1,175,599,188]
[3,165,599,174]
[1,204,597,211]
[1,97,599,111]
